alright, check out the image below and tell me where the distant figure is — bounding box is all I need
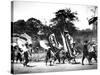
[45,48,55,66]
[23,43,29,66]
[23,51,29,66]
[72,42,81,56]
[88,43,97,64]
[11,45,23,63]
[16,48,23,63]
[82,40,89,65]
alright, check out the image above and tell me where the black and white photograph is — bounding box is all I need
[11,1,98,74]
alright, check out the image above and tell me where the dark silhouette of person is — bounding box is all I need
[23,51,29,66]
[82,40,89,65]
[23,43,29,66]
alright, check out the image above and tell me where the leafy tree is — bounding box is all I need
[39,25,52,40]
[25,17,43,37]
[12,18,45,52]
[51,8,78,35]
[12,20,26,34]
[50,8,78,51]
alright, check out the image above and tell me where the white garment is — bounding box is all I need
[39,40,50,49]
[88,45,94,52]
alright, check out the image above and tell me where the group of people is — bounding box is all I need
[82,40,97,65]
[11,32,97,67]
[45,40,97,66]
[44,31,97,66]
[64,31,97,65]
[11,43,32,67]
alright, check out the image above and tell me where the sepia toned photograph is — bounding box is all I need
[11,1,98,74]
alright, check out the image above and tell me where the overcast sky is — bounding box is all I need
[12,1,98,30]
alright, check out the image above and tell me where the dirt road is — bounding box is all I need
[12,58,97,74]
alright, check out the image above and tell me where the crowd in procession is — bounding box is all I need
[11,31,97,67]
[45,31,97,66]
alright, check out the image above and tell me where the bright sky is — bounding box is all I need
[12,1,98,30]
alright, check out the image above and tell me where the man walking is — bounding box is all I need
[23,51,29,66]
[82,40,89,65]
[23,43,29,66]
